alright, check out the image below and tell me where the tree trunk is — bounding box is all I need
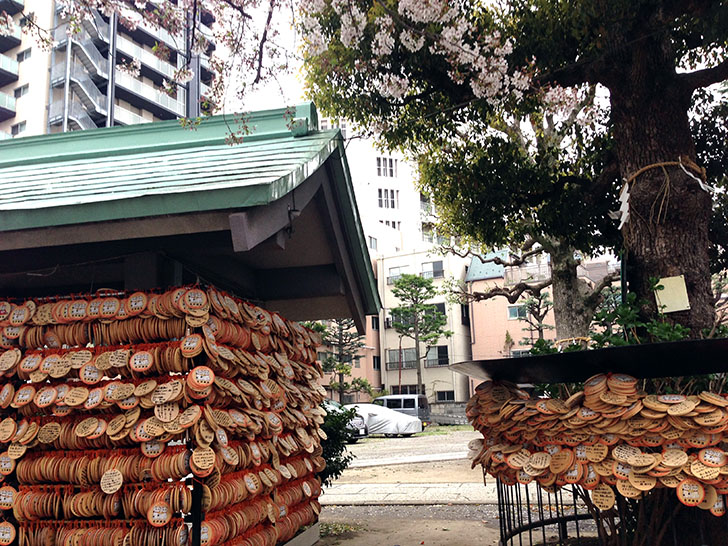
[550,244,600,340]
[606,37,714,335]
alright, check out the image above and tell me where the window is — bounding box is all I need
[510,349,531,358]
[368,236,377,250]
[391,190,398,209]
[371,316,379,330]
[421,261,444,279]
[14,85,29,99]
[354,359,360,368]
[461,304,470,326]
[16,49,31,63]
[391,384,423,395]
[376,157,398,177]
[386,348,416,370]
[387,266,406,285]
[377,189,383,208]
[342,394,355,404]
[339,120,347,139]
[372,356,381,370]
[420,192,432,214]
[508,305,527,320]
[11,121,26,136]
[403,398,416,409]
[426,345,449,367]
[434,302,446,315]
[422,225,434,243]
[386,399,402,409]
[436,390,455,402]
[320,119,328,130]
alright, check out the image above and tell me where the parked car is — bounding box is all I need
[372,394,431,426]
[345,403,423,437]
[323,399,368,442]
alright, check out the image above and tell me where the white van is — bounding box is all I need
[372,394,430,425]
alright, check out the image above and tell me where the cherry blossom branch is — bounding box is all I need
[252,0,276,85]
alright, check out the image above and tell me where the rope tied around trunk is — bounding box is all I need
[616,157,712,245]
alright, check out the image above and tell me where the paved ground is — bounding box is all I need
[315,427,591,545]
[322,428,496,505]
[346,428,478,467]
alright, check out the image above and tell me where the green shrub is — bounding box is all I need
[317,406,356,487]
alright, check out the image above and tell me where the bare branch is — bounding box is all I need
[219,0,253,19]
[252,0,276,85]
[469,278,553,304]
[439,242,546,268]
[680,58,728,90]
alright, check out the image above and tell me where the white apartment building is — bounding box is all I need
[376,250,472,403]
[318,118,474,404]
[0,0,214,138]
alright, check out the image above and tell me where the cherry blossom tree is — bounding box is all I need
[300,0,728,338]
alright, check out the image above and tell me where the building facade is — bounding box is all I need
[0,0,213,138]
[316,119,475,406]
[377,250,472,403]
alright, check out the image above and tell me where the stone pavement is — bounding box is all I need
[320,481,499,505]
[348,451,468,468]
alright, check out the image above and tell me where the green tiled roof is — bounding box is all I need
[465,251,507,281]
[0,102,380,317]
[0,103,332,230]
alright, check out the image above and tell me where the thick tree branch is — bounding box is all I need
[439,242,546,268]
[583,271,620,308]
[680,59,728,90]
[470,278,553,304]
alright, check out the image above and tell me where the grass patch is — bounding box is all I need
[320,522,366,537]
[419,424,473,436]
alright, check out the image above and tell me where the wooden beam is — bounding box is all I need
[229,170,323,252]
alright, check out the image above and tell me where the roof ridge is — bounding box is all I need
[0,102,318,168]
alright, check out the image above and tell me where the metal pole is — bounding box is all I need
[191,478,202,546]
[62,37,72,132]
[105,12,118,127]
[185,7,201,118]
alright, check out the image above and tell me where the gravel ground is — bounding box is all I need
[319,505,502,546]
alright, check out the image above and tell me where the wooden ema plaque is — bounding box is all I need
[0,285,326,544]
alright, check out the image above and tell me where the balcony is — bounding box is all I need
[114,105,151,126]
[114,70,184,118]
[386,275,401,285]
[0,24,21,53]
[0,53,18,87]
[117,34,177,80]
[386,360,418,371]
[420,270,444,280]
[504,262,551,286]
[0,0,23,16]
[424,357,450,368]
[0,91,15,122]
